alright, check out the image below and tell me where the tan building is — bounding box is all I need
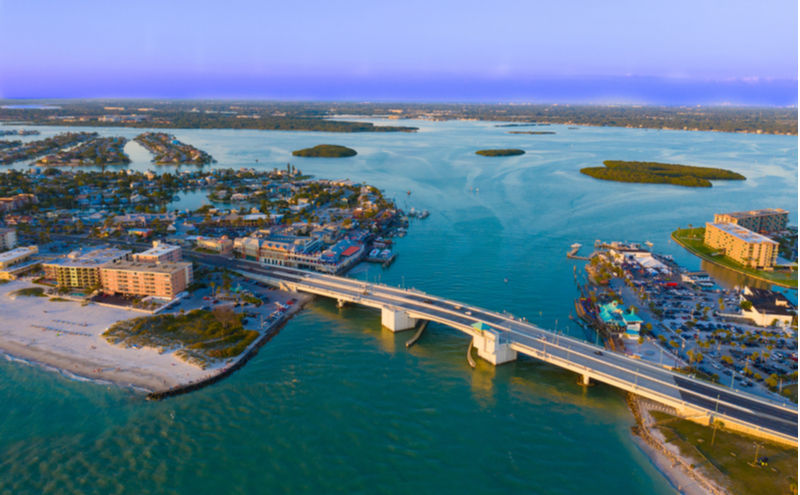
[100,261,193,300]
[133,241,182,263]
[0,246,40,279]
[0,228,17,251]
[196,236,234,254]
[0,194,37,212]
[714,208,789,235]
[43,247,130,288]
[704,222,778,269]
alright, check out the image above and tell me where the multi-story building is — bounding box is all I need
[0,194,37,212]
[740,287,796,327]
[100,261,193,300]
[704,222,778,269]
[196,236,234,255]
[714,208,789,235]
[234,234,324,269]
[43,247,130,288]
[133,241,182,263]
[0,246,40,279]
[0,228,17,251]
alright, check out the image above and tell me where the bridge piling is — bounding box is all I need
[381,306,417,332]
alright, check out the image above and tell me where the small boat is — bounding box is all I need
[407,191,411,195]
[504,278,508,283]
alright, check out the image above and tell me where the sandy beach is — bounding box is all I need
[0,280,311,393]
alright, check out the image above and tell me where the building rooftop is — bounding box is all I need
[719,208,788,219]
[136,243,180,258]
[0,246,37,263]
[46,247,130,269]
[707,222,778,245]
[102,260,192,274]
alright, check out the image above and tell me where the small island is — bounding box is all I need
[580,160,746,187]
[508,131,555,135]
[292,144,357,158]
[475,149,525,157]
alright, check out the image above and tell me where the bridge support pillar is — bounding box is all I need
[381,306,417,332]
[337,299,347,308]
[473,329,517,365]
[580,373,593,386]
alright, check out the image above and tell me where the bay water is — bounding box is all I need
[1,120,796,493]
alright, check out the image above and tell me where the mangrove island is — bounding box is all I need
[475,149,525,157]
[292,144,357,158]
[580,160,746,187]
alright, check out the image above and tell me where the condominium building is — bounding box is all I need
[0,228,17,251]
[133,241,182,263]
[0,246,40,279]
[704,222,778,269]
[714,208,789,235]
[43,247,130,288]
[100,261,193,300]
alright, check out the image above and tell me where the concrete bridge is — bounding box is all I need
[200,255,798,446]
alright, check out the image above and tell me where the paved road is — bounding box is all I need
[43,238,796,440]
[210,257,797,440]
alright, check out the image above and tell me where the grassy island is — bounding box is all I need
[103,308,259,369]
[475,149,525,157]
[508,131,555,135]
[292,144,357,158]
[580,160,746,187]
[672,227,797,288]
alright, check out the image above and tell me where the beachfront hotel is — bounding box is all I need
[132,241,182,263]
[43,247,131,288]
[0,246,40,280]
[100,260,193,300]
[704,222,778,269]
[713,208,789,235]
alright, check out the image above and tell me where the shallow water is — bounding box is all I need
[0,120,796,494]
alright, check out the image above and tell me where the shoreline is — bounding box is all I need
[147,292,313,400]
[627,394,726,495]
[671,231,797,289]
[0,280,313,397]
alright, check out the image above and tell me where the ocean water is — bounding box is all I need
[0,120,796,494]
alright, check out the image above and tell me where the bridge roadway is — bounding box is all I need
[198,254,798,445]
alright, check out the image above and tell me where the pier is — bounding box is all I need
[567,243,596,261]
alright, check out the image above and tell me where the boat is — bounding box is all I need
[407,191,411,195]
[504,278,508,283]
[645,241,653,247]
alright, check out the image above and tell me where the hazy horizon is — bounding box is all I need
[2,0,797,106]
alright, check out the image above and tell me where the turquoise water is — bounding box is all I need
[1,121,797,494]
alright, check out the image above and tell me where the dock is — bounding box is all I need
[567,243,595,261]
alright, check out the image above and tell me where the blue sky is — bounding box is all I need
[1,0,797,104]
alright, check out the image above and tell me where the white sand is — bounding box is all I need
[0,280,313,393]
[0,281,219,392]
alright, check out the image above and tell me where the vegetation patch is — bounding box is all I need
[672,228,797,288]
[103,308,259,369]
[507,131,555,135]
[292,145,357,158]
[650,411,798,495]
[12,287,46,298]
[580,160,746,187]
[475,149,525,157]
[49,297,70,302]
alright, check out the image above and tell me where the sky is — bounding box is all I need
[0,0,797,105]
